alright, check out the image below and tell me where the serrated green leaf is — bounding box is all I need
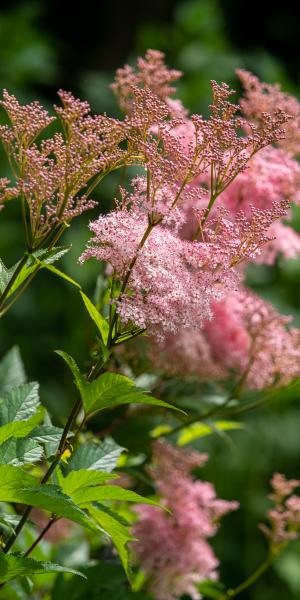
[56,352,183,417]
[71,485,160,508]
[59,469,117,497]
[82,372,184,416]
[55,351,85,397]
[0,410,43,445]
[0,347,26,395]
[177,420,245,446]
[1,247,70,301]
[28,425,65,445]
[0,465,98,532]
[0,553,85,584]
[65,439,124,474]
[0,382,39,424]
[87,505,134,579]
[0,438,43,465]
[80,292,109,344]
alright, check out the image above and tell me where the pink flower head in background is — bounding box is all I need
[148,289,300,390]
[260,473,300,552]
[237,69,300,157]
[132,440,238,600]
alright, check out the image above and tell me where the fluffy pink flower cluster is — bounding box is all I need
[132,440,238,600]
[260,473,300,552]
[81,179,290,340]
[150,289,300,390]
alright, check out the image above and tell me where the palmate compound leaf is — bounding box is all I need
[64,438,125,474]
[0,465,98,533]
[0,553,85,584]
[0,347,26,395]
[56,351,185,417]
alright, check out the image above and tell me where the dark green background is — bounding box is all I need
[1,1,300,598]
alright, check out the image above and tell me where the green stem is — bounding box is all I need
[107,221,154,348]
[24,516,58,558]
[0,223,68,318]
[3,353,105,555]
[221,555,274,599]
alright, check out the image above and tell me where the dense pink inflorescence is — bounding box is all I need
[148,289,300,389]
[81,174,291,341]
[132,440,238,600]
[260,473,300,551]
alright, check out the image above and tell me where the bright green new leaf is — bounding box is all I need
[0,465,98,533]
[68,484,161,507]
[177,420,245,446]
[59,469,117,497]
[57,352,183,417]
[0,553,85,584]
[80,291,109,344]
[81,372,184,416]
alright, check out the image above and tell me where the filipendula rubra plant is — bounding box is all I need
[1,50,300,599]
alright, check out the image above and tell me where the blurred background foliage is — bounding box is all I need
[1,1,300,598]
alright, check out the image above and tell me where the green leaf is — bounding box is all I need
[0,465,98,532]
[0,382,39,424]
[0,438,43,465]
[65,439,124,474]
[82,372,184,416]
[1,246,70,300]
[80,291,109,344]
[59,469,117,497]
[177,420,245,446]
[55,351,85,398]
[56,352,183,417]
[0,347,26,395]
[39,263,81,289]
[28,425,66,445]
[71,485,160,508]
[0,410,43,445]
[0,553,85,584]
[52,562,147,600]
[198,579,226,599]
[87,505,134,579]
